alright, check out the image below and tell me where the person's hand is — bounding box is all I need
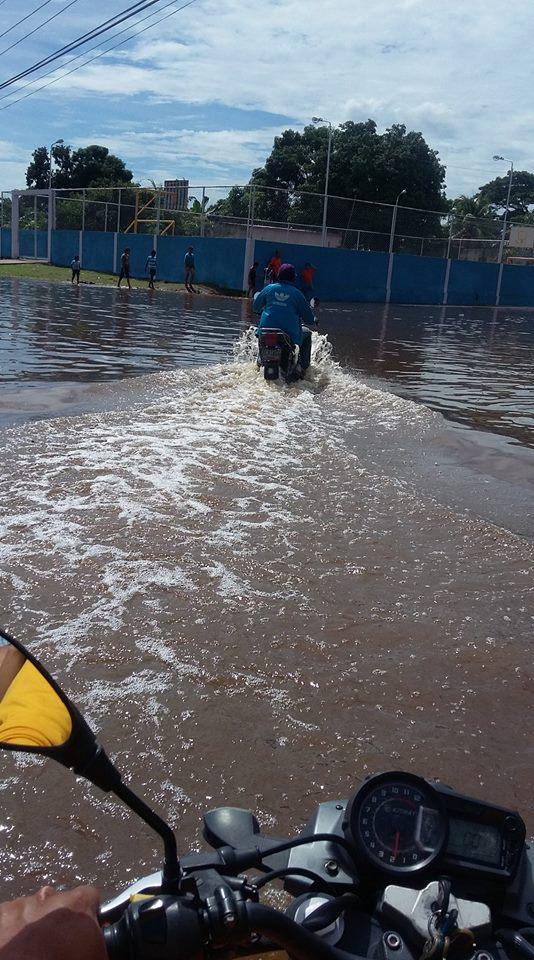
[0,885,106,960]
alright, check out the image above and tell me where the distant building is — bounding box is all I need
[163,179,189,211]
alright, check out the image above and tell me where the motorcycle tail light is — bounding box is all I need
[263,332,279,346]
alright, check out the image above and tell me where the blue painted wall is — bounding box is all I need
[156,236,246,289]
[47,230,247,290]
[499,262,534,306]
[81,230,114,273]
[447,260,498,306]
[254,241,389,302]
[0,228,11,257]
[51,230,80,266]
[5,225,534,307]
[19,229,48,259]
[391,253,447,304]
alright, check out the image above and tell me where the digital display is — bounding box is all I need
[447,818,502,866]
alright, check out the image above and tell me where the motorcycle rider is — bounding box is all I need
[253,263,316,374]
[0,885,106,960]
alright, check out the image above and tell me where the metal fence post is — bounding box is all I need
[81,189,86,231]
[117,189,122,233]
[33,194,38,259]
[200,186,206,237]
[105,202,108,232]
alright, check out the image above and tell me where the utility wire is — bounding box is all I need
[0,0,166,91]
[0,0,11,8]
[0,0,81,58]
[0,0,182,104]
[0,0,54,42]
[0,0,199,111]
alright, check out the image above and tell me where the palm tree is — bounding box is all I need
[450,194,495,239]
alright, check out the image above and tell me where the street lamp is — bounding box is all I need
[492,155,514,264]
[388,188,406,254]
[312,116,333,245]
[48,138,64,191]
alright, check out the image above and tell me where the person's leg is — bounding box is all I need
[71,270,75,283]
[126,270,131,289]
[118,268,123,288]
[299,327,312,371]
[76,271,80,285]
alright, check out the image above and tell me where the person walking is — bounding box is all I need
[300,261,316,303]
[145,249,157,290]
[118,247,131,289]
[247,260,259,297]
[70,255,81,285]
[184,246,196,292]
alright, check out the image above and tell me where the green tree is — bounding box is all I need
[26,143,133,190]
[479,171,534,222]
[211,120,447,237]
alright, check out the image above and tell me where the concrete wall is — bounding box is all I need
[3,226,534,307]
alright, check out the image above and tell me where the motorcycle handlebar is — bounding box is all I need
[102,895,364,960]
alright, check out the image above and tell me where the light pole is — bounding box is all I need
[385,188,406,303]
[492,155,514,264]
[312,116,333,246]
[48,138,64,191]
[388,188,406,254]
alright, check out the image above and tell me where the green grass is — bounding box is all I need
[0,260,224,295]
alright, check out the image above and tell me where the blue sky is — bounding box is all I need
[0,0,531,199]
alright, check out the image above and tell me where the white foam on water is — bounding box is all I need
[0,329,457,663]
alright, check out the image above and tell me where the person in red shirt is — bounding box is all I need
[266,250,282,283]
[300,262,316,303]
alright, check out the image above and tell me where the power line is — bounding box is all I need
[0,0,199,111]
[0,0,82,59]
[0,0,183,104]
[0,0,54,42]
[0,0,166,92]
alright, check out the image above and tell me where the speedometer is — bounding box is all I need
[343,772,448,877]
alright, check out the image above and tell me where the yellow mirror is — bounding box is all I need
[0,637,72,749]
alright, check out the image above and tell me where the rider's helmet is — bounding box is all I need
[277,263,296,282]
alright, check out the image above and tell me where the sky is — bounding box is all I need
[0,0,531,200]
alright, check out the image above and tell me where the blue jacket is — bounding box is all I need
[253,282,315,345]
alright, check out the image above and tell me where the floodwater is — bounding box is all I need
[0,279,533,904]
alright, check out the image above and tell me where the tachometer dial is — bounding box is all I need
[344,772,447,877]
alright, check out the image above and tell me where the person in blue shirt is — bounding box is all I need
[253,263,316,372]
[145,249,157,289]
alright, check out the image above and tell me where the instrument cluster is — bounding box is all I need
[343,772,525,882]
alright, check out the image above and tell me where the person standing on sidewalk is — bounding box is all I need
[117,247,131,289]
[247,260,259,297]
[70,255,81,285]
[184,246,196,292]
[145,249,157,289]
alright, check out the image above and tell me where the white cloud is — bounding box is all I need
[1,0,534,195]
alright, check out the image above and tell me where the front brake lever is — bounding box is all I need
[99,871,163,922]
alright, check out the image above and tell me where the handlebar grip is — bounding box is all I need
[102,895,204,960]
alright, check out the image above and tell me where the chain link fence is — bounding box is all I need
[3,182,534,264]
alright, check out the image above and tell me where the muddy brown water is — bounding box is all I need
[0,280,533,905]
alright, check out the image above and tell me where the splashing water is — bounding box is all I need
[0,321,533,898]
